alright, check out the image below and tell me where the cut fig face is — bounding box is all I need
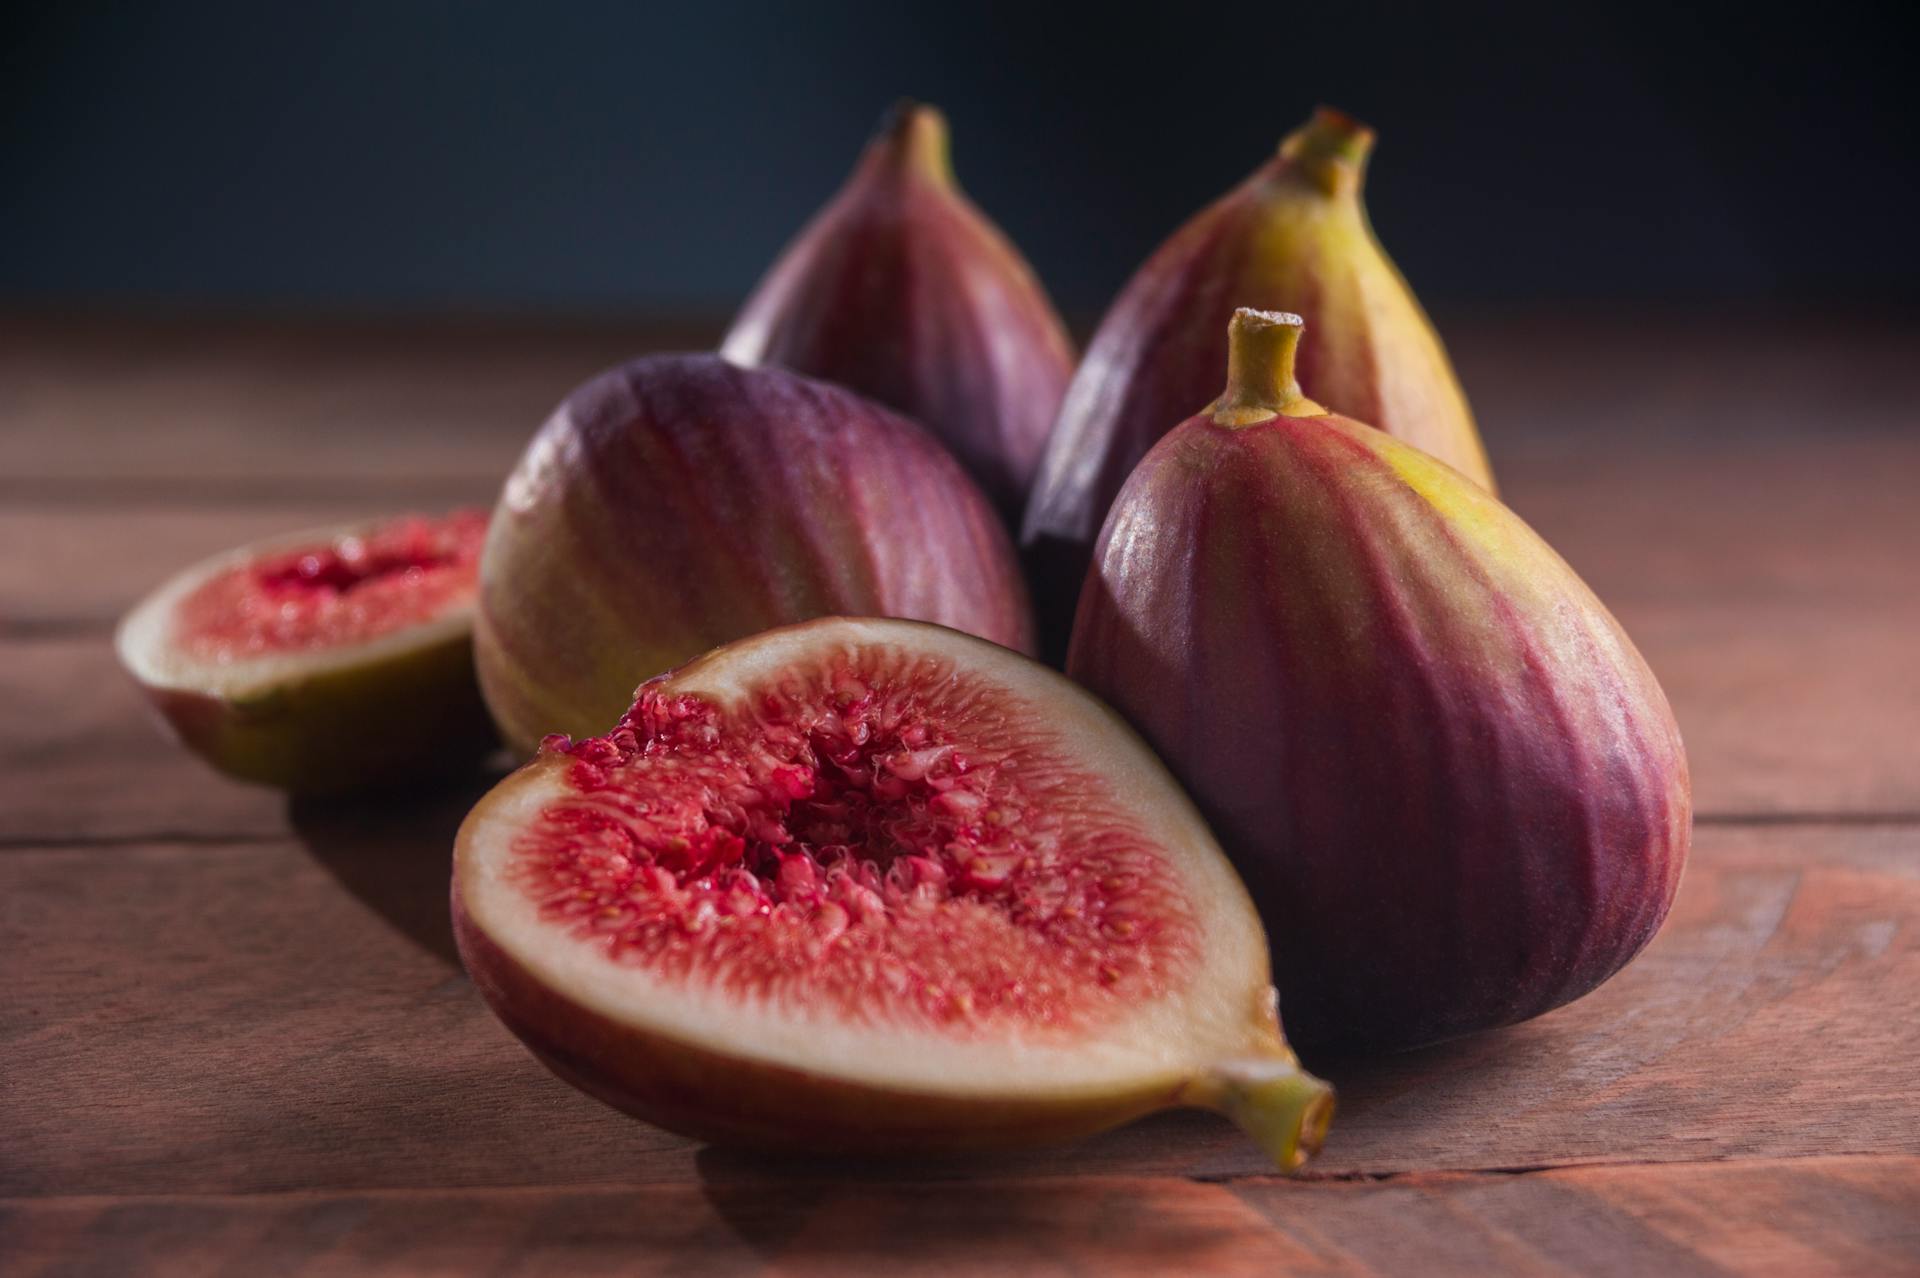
[454,617,1331,1169]
[116,511,497,793]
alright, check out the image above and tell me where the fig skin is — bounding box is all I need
[141,633,492,794]
[454,616,1334,1168]
[722,101,1074,524]
[1068,311,1690,1053]
[1025,108,1493,655]
[476,355,1036,754]
[453,887,1186,1153]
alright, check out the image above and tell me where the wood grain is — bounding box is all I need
[0,637,291,843]
[4,823,1913,1198]
[0,501,482,635]
[2,1158,1913,1277]
[0,316,706,493]
[5,313,1918,1272]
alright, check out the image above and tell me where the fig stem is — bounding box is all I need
[871,99,954,187]
[1189,1055,1336,1174]
[1212,308,1327,427]
[1279,106,1375,197]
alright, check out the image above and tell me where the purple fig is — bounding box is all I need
[722,102,1074,523]
[1069,310,1688,1052]
[475,353,1034,754]
[1026,108,1494,654]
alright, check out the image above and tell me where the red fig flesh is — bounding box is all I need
[1026,108,1494,652]
[455,618,1331,1167]
[1069,311,1689,1052]
[723,102,1074,523]
[476,354,1034,753]
[116,511,495,793]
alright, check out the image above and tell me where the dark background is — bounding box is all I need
[3,1,1913,318]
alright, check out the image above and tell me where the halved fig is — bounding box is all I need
[453,617,1332,1169]
[116,510,496,793]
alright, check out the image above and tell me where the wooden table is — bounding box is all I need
[3,312,1916,1276]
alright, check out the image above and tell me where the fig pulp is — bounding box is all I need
[115,511,496,793]
[476,354,1034,754]
[454,617,1333,1169]
[1070,311,1690,1052]
[722,102,1074,524]
[1025,108,1494,655]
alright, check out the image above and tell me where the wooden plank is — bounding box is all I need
[2,824,1913,1197]
[1,1158,1912,1277]
[1232,1155,1920,1278]
[0,501,474,635]
[6,567,1912,845]
[0,637,293,843]
[6,311,1914,485]
[0,316,710,491]
[9,434,1917,640]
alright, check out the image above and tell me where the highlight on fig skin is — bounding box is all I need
[722,100,1074,525]
[1068,310,1689,1053]
[1021,105,1493,659]
[453,617,1332,1170]
[114,510,497,794]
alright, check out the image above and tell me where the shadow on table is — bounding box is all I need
[288,760,511,967]
[690,1142,1299,1267]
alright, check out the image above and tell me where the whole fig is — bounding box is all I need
[1026,108,1493,654]
[723,101,1074,524]
[476,354,1034,753]
[1069,309,1688,1052]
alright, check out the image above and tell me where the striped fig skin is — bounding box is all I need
[722,102,1074,524]
[1068,403,1688,1052]
[476,354,1034,752]
[1026,108,1493,654]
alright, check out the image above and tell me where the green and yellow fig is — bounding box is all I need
[1026,108,1493,652]
[475,354,1035,754]
[723,101,1074,524]
[1068,310,1689,1052]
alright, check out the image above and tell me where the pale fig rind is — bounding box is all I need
[454,616,1332,1168]
[1025,108,1493,653]
[1069,312,1689,1052]
[476,355,1035,754]
[115,521,494,794]
[723,102,1074,523]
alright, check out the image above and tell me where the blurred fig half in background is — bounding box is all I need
[1026,107,1494,655]
[1069,310,1687,1053]
[723,101,1074,525]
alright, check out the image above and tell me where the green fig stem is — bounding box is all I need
[1187,1054,1336,1174]
[1212,308,1327,427]
[1279,106,1375,197]
[870,99,954,187]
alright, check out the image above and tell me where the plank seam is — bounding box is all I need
[2,1152,1912,1204]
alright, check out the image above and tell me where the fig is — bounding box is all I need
[1025,107,1494,653]
[115,511,495,793]
[453,616,1333,1169]
[1069,310,1690,1052]
[476,354,1035,754]
[722,101,1074,523]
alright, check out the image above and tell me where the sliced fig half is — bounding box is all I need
[116,510,496,793]
[453,617,1332,1169]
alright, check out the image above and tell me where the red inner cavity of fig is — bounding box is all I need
[176,511,487,659]
[514,647,1198,1036]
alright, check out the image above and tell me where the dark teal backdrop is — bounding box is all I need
[3,0,1910,312]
